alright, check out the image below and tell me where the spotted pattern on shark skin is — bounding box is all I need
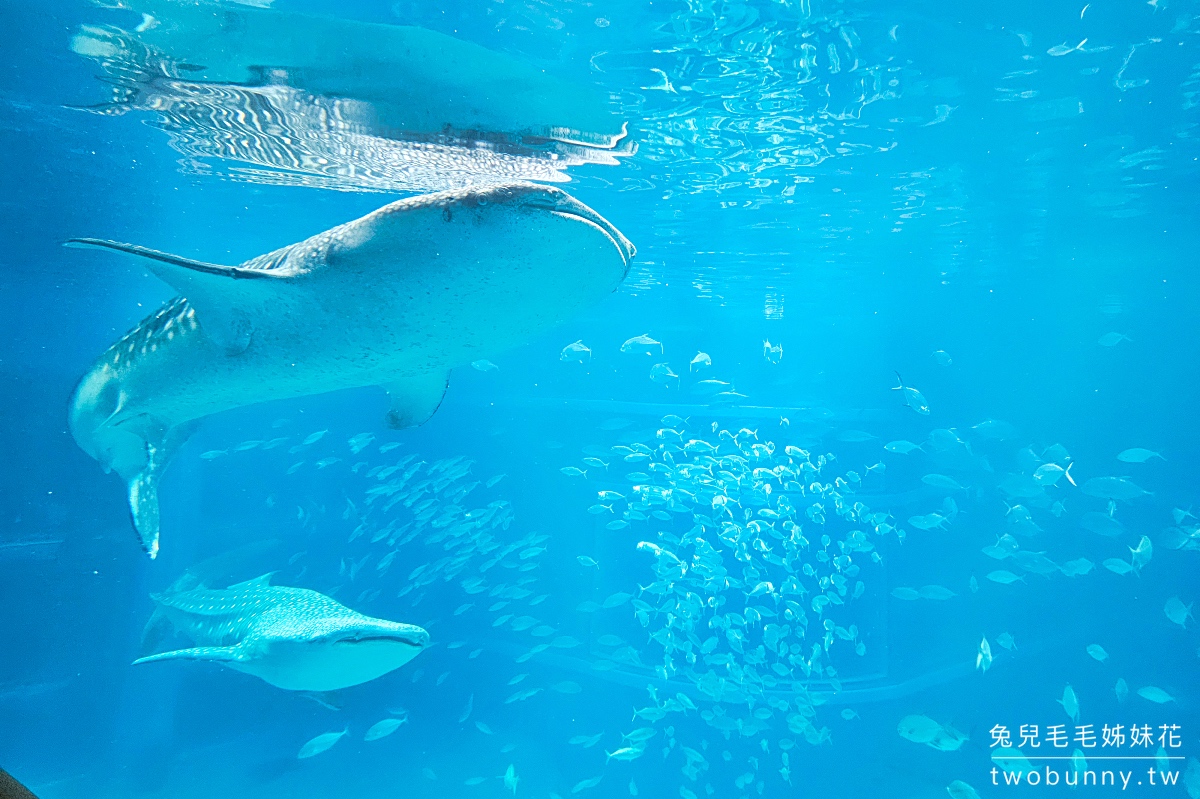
[102,297,200,372]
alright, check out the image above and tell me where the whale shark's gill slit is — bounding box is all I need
[64,238,268,280]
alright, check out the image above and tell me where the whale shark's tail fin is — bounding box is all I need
[116,419,196,560]
[128,458,162,560]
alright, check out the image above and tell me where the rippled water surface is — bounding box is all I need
[2,0,1199,797]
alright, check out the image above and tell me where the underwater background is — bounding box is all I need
[1,0,1199,797]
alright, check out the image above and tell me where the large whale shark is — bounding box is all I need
[67,182,633,558]
[135,574,429,691]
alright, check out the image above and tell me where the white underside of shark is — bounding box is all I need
[67,182,634,558]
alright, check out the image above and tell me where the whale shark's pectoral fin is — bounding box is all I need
[65,238,272,355]
[383,372,450,429]
[133,644,249,667]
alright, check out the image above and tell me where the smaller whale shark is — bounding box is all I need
[135,574,429,691]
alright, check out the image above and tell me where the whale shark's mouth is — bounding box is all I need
[523,195,636,269]
[330,628,430,649]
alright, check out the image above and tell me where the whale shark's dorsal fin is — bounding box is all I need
[64,238,274,355]
[383,372,449,429]
[133,644,249,666]
[229,572,277,591]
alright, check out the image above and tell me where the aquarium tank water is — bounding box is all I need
[1,0,1198,797]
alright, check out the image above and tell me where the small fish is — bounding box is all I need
[1058,684,1080,722]
[582,457,609,470]
[576,555,599,568]
[603,592,632,608]
[892,372,930,415]
[486,474,506,488]
[1103,558,1134,575]
[1136,686,1175,704]
[364,717,407,741]
[471,359,499,372]
[918,585,956,600]
[690,352,711,372]
[298,729,347,759]
[1164,596,1193,628]
[691,378,730,395]
[1047,38,1088,56]
[996,632,1017,651]
[560,467,587,478]
[946,781,980,799]
[762,339,783,364]
[1129,535,1153,572]
[922,473,965,491]
[572,775,603,793]
[1086,644,1108,662]
[932,349,952,366]
[1117,447,1163,463]
[986,570,1025,585]
[1097,332,1131,347]
[301,430,328,445]
[503,764,518,796]
[884,440,922,454]
[569,732,604,747]
[199,450,226,460]
[605,746,644,762]
[475,721,495,735]
[976,636,993,672]
[561,340,592,362]
[649,362,679,386]
[620,334,662,354]
[458,694,474,723]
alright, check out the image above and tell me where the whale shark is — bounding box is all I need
[69,11,634,194]
[67,182,633,558]
[134,574,430,691]
[72,0,626,148]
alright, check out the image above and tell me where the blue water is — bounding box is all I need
[2,1,1199,797]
